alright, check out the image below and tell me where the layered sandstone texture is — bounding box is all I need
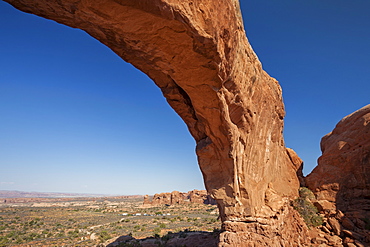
[143,190,216,206]
[4,0,306,245]
[306,104,370,245]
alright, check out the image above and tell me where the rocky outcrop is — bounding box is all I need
[151,192,173,206]
[188,189,216,204]
[143,190,216,206]
[286,148,306,187]
[143,195,151,205]
[4,0,307,245]
[220,204,310,247]
[306,104,370,246]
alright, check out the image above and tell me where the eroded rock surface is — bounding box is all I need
[286,147,306,187]
[143,190,216,206]
[306,104,370,246]
[4,0,306,245]
[306,104,370,214]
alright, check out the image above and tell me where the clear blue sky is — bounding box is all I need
[1,0,369,195]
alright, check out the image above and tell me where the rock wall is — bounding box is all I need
[286,147,306,187]
[4,0,307,245]
[306,104,370,246]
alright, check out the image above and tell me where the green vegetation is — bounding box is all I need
[0,197,219,246]
[292,187,323,228]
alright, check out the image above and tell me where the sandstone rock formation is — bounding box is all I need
[4,0,307,245]
[143,190,216,206]
[286,147,306,187]
[150,192,172,206]
[188,189,216,204]
[306,104,370,246]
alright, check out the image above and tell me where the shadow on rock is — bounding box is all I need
[106,230,220,247]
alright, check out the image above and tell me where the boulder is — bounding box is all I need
[328,217,341,236]
[341,217,355,230]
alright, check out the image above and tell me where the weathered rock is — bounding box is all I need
[286,148,306,187]
[314,200,336,213]
[306,104,370,214]
[312,236,328,245]
[170,190,185,204]
[219,203,310,247]
[4,0,307,245]
[341,217,355,230]
[354,218,366,230]
[90,233,98,240]
[306,104,370,245]
[342,229,366,242]
[321,225,331,234]
[325,234,342,246]
[354,240,366,247]
[328,217,342,236]
[346,243,357,247]
[144,190,216,206]
[336,210,345,221]
[151,192,172,206]
[188,189,216,204]
[143,195,151,205]
[108,231,219,247]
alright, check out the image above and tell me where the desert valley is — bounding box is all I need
[0,190,220,246]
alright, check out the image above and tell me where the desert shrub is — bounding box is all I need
[99,230,111,242]
[158,223,166,229]
[153,227,161,236]
[298,187,316,201]
[292,187,323,228]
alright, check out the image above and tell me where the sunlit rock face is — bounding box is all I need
[143,190,216,206]
[4,0,308,245]
[306,104,370,225]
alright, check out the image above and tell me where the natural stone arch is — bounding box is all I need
[4,0,309,245]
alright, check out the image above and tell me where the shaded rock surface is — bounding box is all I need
[286,147,306,187]
[107,231,219,247]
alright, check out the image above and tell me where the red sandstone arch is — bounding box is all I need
[4,0,309,245]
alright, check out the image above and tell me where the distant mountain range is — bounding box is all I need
[0,190,114,198]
